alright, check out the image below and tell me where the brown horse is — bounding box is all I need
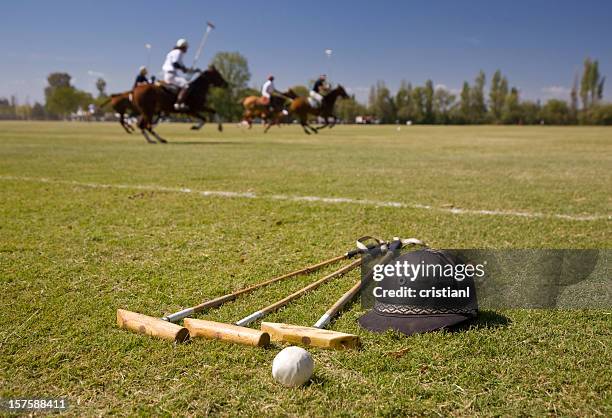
[241,89,297,133]
[289,85,349,134]
[101,92,138,133]
[131,65,228,143]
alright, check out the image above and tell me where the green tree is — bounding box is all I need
[44,72,93,118]
[580,58,605,112]
[46,86,93,118]
[489,70,508,123]
[589,103,612,125]
[502,87,521,124]
[433,87,456,124]
[519,101,541,125]
[424,80,434,123]
[46,73,71,89]
[459,82,471,123]
[0,97,16,120]
[336,95,366,123]
[368,81,395,123]
[570,75,579,123]
[470,71,487,123]
[31,102,46,120]
[395,81,414,122]
[95,78,107,99]
[540,99,571,125]
[208,51,251,121]
[411,86,426,124]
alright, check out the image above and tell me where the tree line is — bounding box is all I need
[336,58,610,125]
[1,55,610,125]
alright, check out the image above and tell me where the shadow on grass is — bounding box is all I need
[168,141,248,145]
[305,374,329,387]
[450,310,511,332]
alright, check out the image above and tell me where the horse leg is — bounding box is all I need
[138,116,156,143]
[315,115,332,130]
[201,106,223,132]
[329,115,337,128]
[120,113,133,134]
[300,120,311,135]
[148,126,167,143]
[190,114,206,130]
[186,110,211,130]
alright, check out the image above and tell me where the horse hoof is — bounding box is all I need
[218,124,223,132]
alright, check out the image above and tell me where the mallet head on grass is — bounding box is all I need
[117,309,189,343]
[262,322,359,349]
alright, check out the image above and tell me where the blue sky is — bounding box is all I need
[1,0,611,104]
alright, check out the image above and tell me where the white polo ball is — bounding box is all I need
[272,346,314,387]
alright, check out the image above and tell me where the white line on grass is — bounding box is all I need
[0,175,608,222]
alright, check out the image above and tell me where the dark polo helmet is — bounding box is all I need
[359,249,478,335]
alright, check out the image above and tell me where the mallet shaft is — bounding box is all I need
[235,258,362,327]
[313,279,361,329]
[163,253,347,323]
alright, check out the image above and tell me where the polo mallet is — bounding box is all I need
[325,48,333,85]
[184,258,363,346]
[261,238,428,349]
[145,43,152,70]
[117,239,385,343]
[191,21,215,72]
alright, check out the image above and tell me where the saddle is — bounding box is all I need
[155,81,180,95]
[256,96,270,107]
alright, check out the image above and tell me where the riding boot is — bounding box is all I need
[174,87,189,111]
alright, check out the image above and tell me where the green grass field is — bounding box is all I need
[1,121,610,416]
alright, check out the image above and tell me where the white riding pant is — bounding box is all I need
[164,72,188,88]
[309,90,323,104]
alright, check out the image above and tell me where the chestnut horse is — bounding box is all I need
[131,66,228,143]
[101,92,138,133]
[241,89,297,133]
[289,85,349,134]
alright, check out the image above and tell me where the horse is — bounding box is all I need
[101,92,139,133]
[288,85,349,134]
[131,65,228,143]
[241,89,297,133]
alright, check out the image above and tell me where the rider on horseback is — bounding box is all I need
[133,66,151,88]
[309,74,329,108]
[261,75,280,112]
[162,38,195,111]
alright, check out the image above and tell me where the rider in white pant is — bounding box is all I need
[162,38,194,110]
[309,74,328,107]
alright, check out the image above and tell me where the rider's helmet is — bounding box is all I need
[139,66,148,75]
[268,74,274,81]
[176,38,189,50]
[320,74,327,80]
